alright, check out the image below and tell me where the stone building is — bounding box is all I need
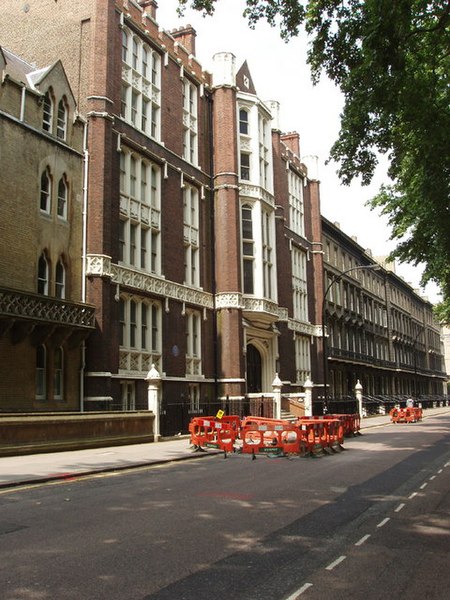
[322,218,446,400]
[0,46,95,411]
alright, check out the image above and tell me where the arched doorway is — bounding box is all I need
[246,344,262,393]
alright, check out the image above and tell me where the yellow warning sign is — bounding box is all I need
[216,409,225,420]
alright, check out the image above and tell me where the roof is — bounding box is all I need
[0,46,52,91]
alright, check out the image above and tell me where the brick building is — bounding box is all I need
[0,46,95,411]
[0,1,445,429]
[0,0,324,430]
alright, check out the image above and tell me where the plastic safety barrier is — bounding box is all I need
[241,421,302,457]
[390,407,423,423]
[188,412,357,459]
[189,416,239,453]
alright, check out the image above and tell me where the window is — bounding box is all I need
[121,28,161,139]
[186,310,202,375]
[132,37,139,70]
[38,254,49,295]
[288,169,304,236]
[122,29,129,62]
[183,184,200,287]
[55,259,65,299]
[119,149,161,274]
[292,247,308,321]
[188,383,200,413]
[241,204,254,294]
[239,108,249,134]
[40,169,51,213]
[295,335,311,384]
[42,90,53,132]
[119,296,162,371]
[56,98,68,140]
[258,115,270,189]
[182,78,198,164]
[120,381,135,411]
[36,345,46,399]
[240,153,250,181]
[57,176,68,219]
[262,210,273,298]
[54,347,64,399]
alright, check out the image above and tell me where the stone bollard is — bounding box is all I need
[304,378,313,417]
[145,364,162,442]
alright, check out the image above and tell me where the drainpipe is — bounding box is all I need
[80,117,89,413]
[20,85,26,122]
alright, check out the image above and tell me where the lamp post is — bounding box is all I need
[321,263,381,413]
[413,326,424,400]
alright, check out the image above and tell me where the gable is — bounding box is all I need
[236,60,257,95]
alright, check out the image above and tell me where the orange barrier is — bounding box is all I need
[241,421,303,457]
[390,407,423,423]
[189,416,239,453]
[188,412,355,458]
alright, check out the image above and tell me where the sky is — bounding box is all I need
[156,0,441,303]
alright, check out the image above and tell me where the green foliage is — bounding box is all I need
[177,1,450,321]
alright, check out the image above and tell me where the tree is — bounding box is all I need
[177,0,450,322]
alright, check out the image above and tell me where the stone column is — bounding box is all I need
[145,364,161,442]
[272,373,282,419]
[304,378,313,416]
[355,380,363,418]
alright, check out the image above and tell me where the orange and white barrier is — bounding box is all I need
[189,416,238,453]
[390,407,423,423]
[188,413,354,458]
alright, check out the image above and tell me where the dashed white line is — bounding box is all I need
[438,469,443,474]
[420,482,428,490]
[408,492,418,499]
[355,534,371,546]
[326,555,347,571]
[395,503,405,512]
[377,517,390,528]
[284,583,313,599]
[429,475,436,481]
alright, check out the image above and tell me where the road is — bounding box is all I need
[1,414,449,600]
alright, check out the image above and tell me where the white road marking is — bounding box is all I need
[377,517,390,528]
[355,534,371,546]
[429,475,436,480]
[420,482,428,489]
[395,503,405,512]
[408,492,418,499]
[284,583,313,599]
[326,555,347,570]
[438,469,443,474]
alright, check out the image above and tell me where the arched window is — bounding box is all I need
[239,108,249,135]
[54,347,64,399]
[42,90,53,132]
[38,253,49,295]
[40,169,51,213]
[57,175,68,219]
[36,345,46,399]
[56,98,68,140]
[122,29,129,63]
[55,259,66,299]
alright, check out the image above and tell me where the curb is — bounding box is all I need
[0,447,217,491]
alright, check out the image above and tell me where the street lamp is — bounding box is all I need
[321,263,381,413]
[413,326,424,400]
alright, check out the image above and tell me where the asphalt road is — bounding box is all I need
[1,414,449,600]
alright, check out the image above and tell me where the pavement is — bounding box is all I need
[1,407,449,490]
